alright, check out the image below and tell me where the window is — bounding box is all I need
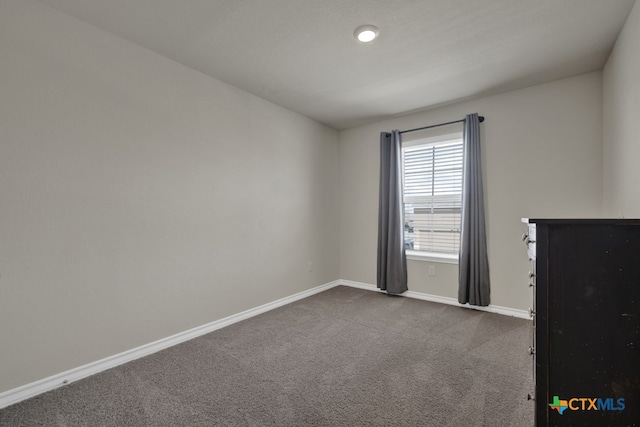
[402,133,463,262]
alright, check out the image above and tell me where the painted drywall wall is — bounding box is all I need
[0,0,339,393]
[603,1,640,216]
[339,72,603,311]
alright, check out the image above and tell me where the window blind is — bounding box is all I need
[402,139,463,255]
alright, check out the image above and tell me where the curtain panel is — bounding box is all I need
[377,130,408,295]
[458,113,491,306]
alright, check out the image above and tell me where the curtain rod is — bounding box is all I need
[399,116,484,135]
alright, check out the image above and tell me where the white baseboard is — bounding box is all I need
[0,280,341,410]
[0,278,528,409]
[338,279,530,319]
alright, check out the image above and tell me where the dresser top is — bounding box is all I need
[522,218,640,225]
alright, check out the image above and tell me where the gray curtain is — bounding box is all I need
[377,130,408,295]
[458,113,491,306]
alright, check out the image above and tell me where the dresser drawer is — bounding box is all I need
[523,222,536,260]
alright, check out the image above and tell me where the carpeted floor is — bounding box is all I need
[0,286,534,426]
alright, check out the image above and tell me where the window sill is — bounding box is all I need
[406,250,459,264]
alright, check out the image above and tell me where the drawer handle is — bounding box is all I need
[521,233,536,245]
[528,346,535,355]
[528,307,536,318]
[528,281,534,288]
[528,271,535,278]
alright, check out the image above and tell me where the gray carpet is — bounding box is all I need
[0,286,534,426]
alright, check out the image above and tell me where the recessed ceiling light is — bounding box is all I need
[354,25,379,43]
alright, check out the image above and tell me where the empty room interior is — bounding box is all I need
[1,0,640,425]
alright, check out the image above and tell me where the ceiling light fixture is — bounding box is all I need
[354,25,379,43]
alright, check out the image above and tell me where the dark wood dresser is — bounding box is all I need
[523,219,640,426]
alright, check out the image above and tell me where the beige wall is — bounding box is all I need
[603,1,640,216]
[339,72,603,310]
[0,0,339,393]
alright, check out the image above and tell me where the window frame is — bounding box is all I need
[402,132,463,264]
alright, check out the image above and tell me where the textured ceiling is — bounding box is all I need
[36,0,636,129]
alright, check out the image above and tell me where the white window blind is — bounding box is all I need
[402,136,463,255]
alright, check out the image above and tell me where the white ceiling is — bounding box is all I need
[36,0,636,130]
